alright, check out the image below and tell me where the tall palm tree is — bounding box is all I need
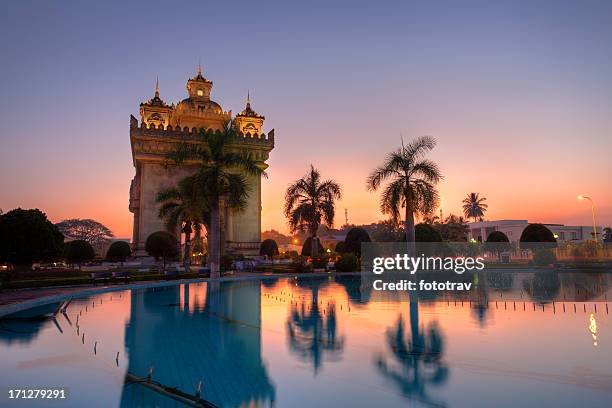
[462,192,488,222]
[168,121,265,277]
[367,136,442,253]
[284,165,342,257]
[156,175,208,273]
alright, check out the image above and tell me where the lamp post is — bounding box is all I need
[578,195,597,241]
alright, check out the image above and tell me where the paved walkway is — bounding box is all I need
[0,271,277,308]
[0,284,113,307]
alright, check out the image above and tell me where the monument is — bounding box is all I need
[129,66,274,256]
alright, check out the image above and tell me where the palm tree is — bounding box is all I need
[284,165,342,257]
[168,121,265,277]
[367,136,442,253]
[156,175,208,273]
[462,192,488,222]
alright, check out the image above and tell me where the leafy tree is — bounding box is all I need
[367,136,442,254]
[486,230,509,243]
[0,208,64,267]
[368,220,404,242]
[167,121,265,277]
[260,239,279,258]
[65,240,95,269]
[301,237,324,257]
[55,219,114,246]
[415,223,442,242]
[520,224,556,250]
[343,227,371,256]
[156,175,208,273]
[462,192,488,222]
[106,241,132,265]
[285,165,342,257]
[438,214,469,242]
[145,231,179,272]
[334,241,347,254]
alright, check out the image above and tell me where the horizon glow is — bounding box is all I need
[0,1,611,238]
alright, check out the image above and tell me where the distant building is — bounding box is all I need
[468,220,602,243]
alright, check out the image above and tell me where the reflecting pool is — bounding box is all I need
[1,272,611,407]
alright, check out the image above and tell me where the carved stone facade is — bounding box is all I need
[129,67,274,256]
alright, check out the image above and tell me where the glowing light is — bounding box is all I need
[589,313,598,347]
[293,238,298,244]
[553,234,559,239]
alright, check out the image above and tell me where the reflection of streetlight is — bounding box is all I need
[578,195,597,241]
[589,313,598,347]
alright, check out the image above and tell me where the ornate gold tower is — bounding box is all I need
[129,67,274,256]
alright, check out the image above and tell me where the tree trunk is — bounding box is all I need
[405,206,416,257]
[183,222,192,273]
[311,233,319,258]
[209,198,221,278]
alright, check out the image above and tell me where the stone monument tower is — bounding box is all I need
[129,66,274,256]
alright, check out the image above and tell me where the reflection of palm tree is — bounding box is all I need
[286,286,344,374]
[471,274,490,327]
[376,300,448,407]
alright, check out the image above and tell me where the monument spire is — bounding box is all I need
[155,76,159,98]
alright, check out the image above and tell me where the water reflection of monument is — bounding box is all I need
[120,281,275,407]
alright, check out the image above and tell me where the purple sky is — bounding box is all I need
[1,0,610,237]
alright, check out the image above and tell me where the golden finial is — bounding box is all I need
[246,89,251,106]
[198,61,202,77]
[155,76,159,98]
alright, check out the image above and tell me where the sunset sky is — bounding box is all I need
[1,0,610,238]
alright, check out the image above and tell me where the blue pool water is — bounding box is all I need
[0,272,611,407]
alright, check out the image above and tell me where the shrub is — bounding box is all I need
[344,227,371,256]
[260,239,279,258]
[520,224,556,250]
[335,253,359,272]
[65,240,95,268]
[486,231,509,243]
[415,223,442,242]
[301,237,324,257]
[335,241,347,254]
[311,257,328,269]
[145,231,179,270]
[220,254,234,271]
[0,208,65,267]
[533,248,556,266]
[290,258,311,273]
[106,241,131,264]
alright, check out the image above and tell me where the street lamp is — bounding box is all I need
[578,195,597,241]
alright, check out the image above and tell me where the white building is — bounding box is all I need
[468,220,601,243]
